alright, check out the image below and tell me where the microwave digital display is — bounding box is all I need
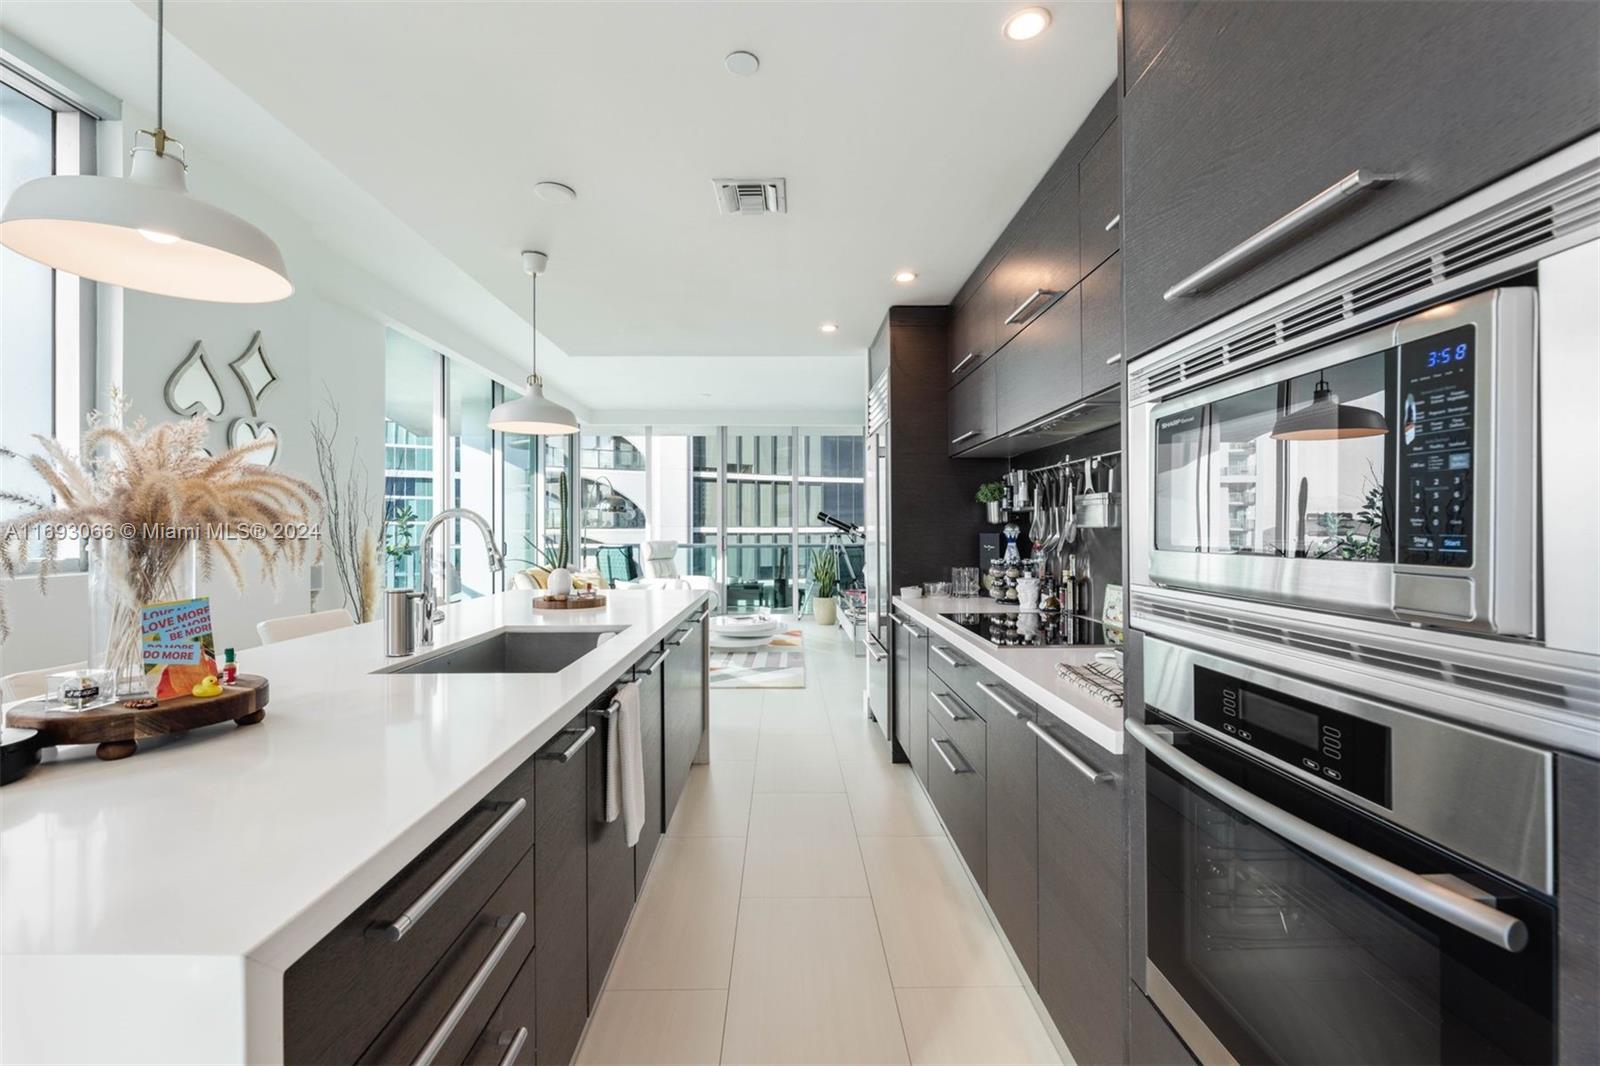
[1398,325,1476,567]
[1193,666,1391,806]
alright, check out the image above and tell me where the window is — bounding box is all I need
[445,359,497,599]
[1,70,95,563]
[580,431,648,580]
[382,331,439,590]
[724,428,795,612]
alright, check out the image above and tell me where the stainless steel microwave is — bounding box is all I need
[1129,288,1539,638]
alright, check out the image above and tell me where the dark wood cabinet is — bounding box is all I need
[905,620,929,785]
[996,288,1081,436]
[947,356,997,454]
[663,615,705,821]
[634,653,665,894]
[534,713,592,1066]
[949,276,1000,384]
[926,708,987,890]
[1037,716,1127,1066]
[1079,120,1121,273]
[1079,253,1123,397]
[465,951,537,1066]
[284,758,538,1066]
[587,703,636,1008]
[1121,0,1600,359]
[992,155,1081,353]
[358,853,536,1066]
[892,614,912,754]
[975,679,1040,984]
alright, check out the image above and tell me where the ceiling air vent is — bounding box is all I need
[712,178,787,216]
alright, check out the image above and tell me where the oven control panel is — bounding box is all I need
[1194,666,1391,806]
[1397,325,1476,568]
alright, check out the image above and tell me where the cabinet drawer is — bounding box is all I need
[464,949,536,1066]
[926,638,1000,727]
[359,849,537,1066]
[995,287,1082,437]
[1122,1,1600,359]
[926,711,987,890]
[1078,120,1120,273]
[1079,253,1122,398]
[947,358,996,454]
[286,758,538,1066]
[925,681,986,780]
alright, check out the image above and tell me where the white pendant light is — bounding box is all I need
[0,0,291,303]
[488,250,579,436]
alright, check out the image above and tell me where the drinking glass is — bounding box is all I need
[952,567,981,597]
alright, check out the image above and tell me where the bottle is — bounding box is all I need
[222,647,238,684]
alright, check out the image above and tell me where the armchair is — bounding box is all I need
[615,539,720,610]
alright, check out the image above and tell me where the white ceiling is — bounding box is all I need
[2,1,1116,416]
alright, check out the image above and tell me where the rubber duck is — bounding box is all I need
[191,675,225,699]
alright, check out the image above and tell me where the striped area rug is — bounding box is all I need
[708,628,806,688]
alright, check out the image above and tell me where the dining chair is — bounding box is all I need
[255,609,355,645]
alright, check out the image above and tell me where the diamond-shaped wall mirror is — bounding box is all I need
[229,331,278,416]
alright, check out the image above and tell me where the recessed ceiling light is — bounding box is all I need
[1002,7,1051,40]
[893,270,917,284]
[534,181,577,203]
[820,322,839,333]
[724,50,760,76]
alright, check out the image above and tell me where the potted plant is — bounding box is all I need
[976,481,1006,524]
[810,548,839,626]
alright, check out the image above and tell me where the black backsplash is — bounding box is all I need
[1009,424,1123,621]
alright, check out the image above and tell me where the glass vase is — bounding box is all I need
[88,536,198,697]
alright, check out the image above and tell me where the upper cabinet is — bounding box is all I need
[1078,120,1121,273]
[1121,0,1600,360]
[990,155,1081,353]
[948,356,997,456]
[948,275,999,384]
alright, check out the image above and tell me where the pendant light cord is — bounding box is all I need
[529,270,539,382]
[156,0,164,133]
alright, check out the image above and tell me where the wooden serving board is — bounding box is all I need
[6,675,269,761]
[532,593,608,610]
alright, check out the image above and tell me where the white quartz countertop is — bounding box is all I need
[892,595,1126,755]
[1,588,704,969]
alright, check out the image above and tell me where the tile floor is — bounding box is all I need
[577,621,1066,1066]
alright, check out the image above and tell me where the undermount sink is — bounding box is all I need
[377,627,625,675]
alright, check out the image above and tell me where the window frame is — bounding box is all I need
[1,60,99,571]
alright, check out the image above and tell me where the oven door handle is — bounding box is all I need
[1124,718,1529,953]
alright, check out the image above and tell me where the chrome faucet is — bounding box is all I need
[419,508,506,645]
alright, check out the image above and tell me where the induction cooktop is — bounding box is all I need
[940,612,1109,648]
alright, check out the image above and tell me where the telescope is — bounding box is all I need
[815,511,863,539]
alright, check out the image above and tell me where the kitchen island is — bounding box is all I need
[0,587,708,1065]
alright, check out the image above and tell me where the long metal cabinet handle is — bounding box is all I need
[541,725,597,764]
[951,351,977,375]
[930,645,964,668]
[493,1027,529,1066]
[888,615,904,627]
[411,911,528,1066]
[1028,719,1112,783]
[634,647,671,677]
[1162,169,1394,301]
[931,737,971,774]
[950,430,980,445]
[975,680,1025,719]
[930,691,968,722]
[369,798,528,942]
[1124,718,1528,952]
[1105,353,1123,365]
[1104,213,1121,232]
[1004,288,1061,325]
[865,640,887,663]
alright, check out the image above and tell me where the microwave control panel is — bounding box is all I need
[1397,325,1476,567]
[1194,666,1392,807]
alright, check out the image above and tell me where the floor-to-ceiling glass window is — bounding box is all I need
[444,359,498,600]
[797,427,867,605]
[382,331,439,590]
[540,434,574,568]
[650,428,720,586]
[579,430,648,581]
[723,427,795,613]
[499,388,539,574]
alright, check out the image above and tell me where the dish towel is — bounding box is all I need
[605,680,646,847]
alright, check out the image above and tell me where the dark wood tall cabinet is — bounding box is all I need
[534,713,593,1066]
[1119,0,1600,359]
